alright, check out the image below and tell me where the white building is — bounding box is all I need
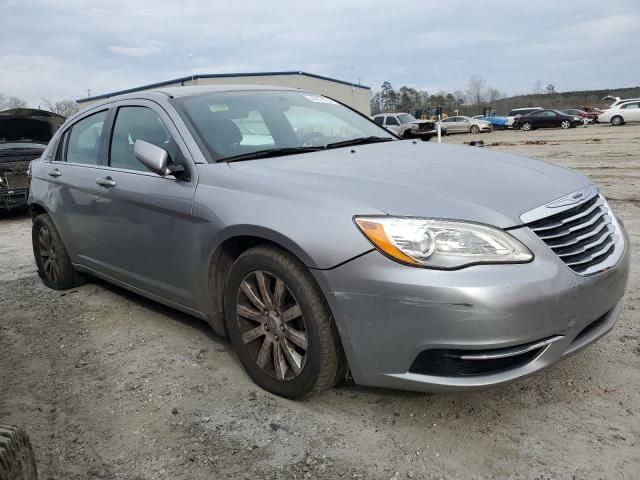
[77,71,371,115]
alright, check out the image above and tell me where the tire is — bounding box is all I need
[32,214,85,290]
[470,125,480,134]
[521,122,533,131]
[0,425,38,480]
[402,130,414,140]
[611,116,623,126]
[561,120,571,129]
[224,245,345,399]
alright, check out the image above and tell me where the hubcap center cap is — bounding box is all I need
[266,313,282,338]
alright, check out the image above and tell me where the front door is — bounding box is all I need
[384,115,401,134]
[92,102,200,308]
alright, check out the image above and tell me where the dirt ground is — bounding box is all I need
[1,123,639,480]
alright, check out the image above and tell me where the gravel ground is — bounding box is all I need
[1,123,638,480]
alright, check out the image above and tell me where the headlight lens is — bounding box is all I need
[354,217,533,269]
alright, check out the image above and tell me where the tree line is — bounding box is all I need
[370,75,504,117]
[370,75,640,117]
[0,93,79,118]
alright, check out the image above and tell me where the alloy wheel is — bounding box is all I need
[522,122,532,131]
[561,120,570,129]
[235,270,308,381]
[38,226,60,283]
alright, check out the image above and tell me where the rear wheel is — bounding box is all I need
[611,116,624,126]
[32,214,85,290]
[521,122,533,131]
[561,120,571,129]
[224,245,345,399]
[470,125,480,134]
[0,425,38,480]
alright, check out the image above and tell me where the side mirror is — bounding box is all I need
[134,140,172,176]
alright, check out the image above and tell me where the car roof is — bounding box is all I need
[511,107,543,111]
[616,99,640,107]
[373,112,408,116]
[88,84,309,106]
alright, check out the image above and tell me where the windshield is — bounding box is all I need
[173,90,394,162]
[396,114,416,124]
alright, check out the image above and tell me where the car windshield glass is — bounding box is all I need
[397,114,416,124]
[173,90,394,162]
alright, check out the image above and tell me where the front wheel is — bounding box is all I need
[224,245,345,399]
[521,122,533,131]
[611,116,623,126]
[561,120,571,129]
[470,125,480,134]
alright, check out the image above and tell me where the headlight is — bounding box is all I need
[574,116,582,121]
[354,217,533,269]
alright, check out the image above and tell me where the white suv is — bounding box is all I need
[372,113,438,140]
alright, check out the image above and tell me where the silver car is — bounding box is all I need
[438,115,492,134]
[29,86,629,399]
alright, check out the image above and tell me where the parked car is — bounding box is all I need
[563,109,598,124]
[437,115,492,134]
[29,85,629,399]
[0,108,64,210]
[505,107,543,128]
[513,109,583,131]
[472,114,508,129]
[598,100,640,126]
[372,113,438,140]
[602,95,640,109]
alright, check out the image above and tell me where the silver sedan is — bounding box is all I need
[29,86,629,399]
[439,115,493,134]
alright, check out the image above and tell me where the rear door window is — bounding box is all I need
[66,110,107,165]
[385,116,399,126]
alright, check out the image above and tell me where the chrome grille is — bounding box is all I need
[526,195,618,274]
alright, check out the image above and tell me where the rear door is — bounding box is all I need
[45,108,113,264]
[621,102,640,121]
[91,100,200,308]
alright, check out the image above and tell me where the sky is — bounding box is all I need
[1,0,639,107]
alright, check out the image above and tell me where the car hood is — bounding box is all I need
[225,141,592,228]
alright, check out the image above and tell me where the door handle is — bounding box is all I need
[48,169,62,178]
[96,177,116,188]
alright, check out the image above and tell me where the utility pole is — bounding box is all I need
[187,54,195,84]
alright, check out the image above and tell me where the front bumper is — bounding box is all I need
[312,224,630,392]
[0,187,28,210]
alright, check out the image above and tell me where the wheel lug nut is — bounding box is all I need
[274,334,279,341]
[264,325,269,331]
[273,311,279,317]
[280,325,285,332]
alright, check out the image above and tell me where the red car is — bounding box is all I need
[563,109,598,124]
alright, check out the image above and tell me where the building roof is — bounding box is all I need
[76,71,370,103]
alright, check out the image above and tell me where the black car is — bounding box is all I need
[0,108,64,210]
[513,109,583,131]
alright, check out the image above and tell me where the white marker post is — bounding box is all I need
[437,114,442,143]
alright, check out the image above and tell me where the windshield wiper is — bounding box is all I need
[325,136,393,149]
[220,147,324,163]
